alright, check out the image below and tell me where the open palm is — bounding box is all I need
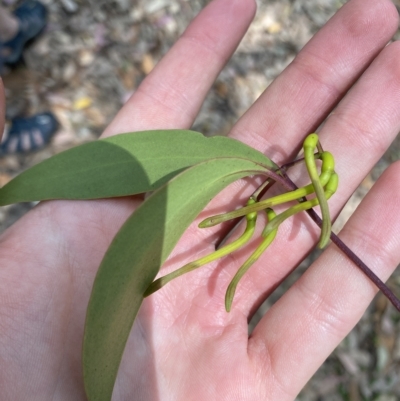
[1,0,400,399]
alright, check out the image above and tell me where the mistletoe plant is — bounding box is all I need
[0,130,398,401]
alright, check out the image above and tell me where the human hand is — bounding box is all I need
[1,0,400,399]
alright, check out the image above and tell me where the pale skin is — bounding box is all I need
[1,0,400,399]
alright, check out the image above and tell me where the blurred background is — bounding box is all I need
[1,0,400,399]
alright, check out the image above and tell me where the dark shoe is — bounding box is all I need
[1,1,47,65]
[1,112,58,154]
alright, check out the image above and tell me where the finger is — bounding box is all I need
[102,0,256,137]
[318,41,400,206]
[248,161,400,401]
[229,0,398,163]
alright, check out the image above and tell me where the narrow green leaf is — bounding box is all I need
[83,157,270,401]
[0,130,277,206]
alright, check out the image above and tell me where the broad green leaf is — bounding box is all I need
[0,130,277,206]
[83,157,270,401]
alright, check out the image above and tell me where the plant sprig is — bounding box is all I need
[0,129,398,401]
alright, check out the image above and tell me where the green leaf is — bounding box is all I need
[0,130,276,206]
[83,157,270,401]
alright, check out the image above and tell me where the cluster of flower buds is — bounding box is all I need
[145,134,339,311]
